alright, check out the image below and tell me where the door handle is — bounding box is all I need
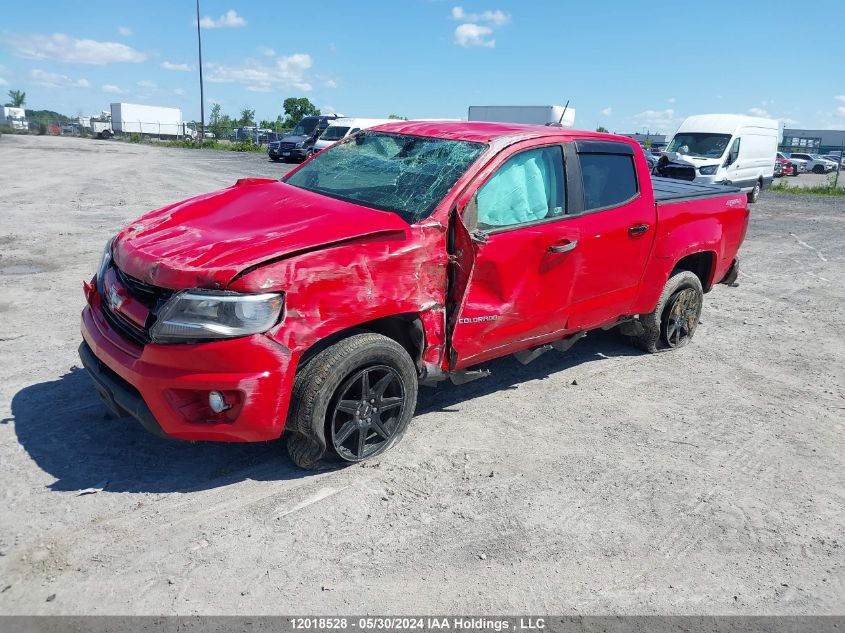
[548,240,577,253]
[628,224,650,237]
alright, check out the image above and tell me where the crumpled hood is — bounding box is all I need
[281,134,308,144]
[112,178,409,289]
[664,152,717,169]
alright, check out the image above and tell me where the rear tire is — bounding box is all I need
[630,270,703,354]
[285,333,418,469]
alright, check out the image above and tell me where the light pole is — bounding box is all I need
[196,0,205,139]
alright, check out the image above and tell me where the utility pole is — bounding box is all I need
[196,0,205,139]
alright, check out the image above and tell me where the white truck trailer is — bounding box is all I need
[1,106,27,130]
[110,103,195,139]
[468,105,576,128]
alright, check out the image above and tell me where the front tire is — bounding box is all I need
[747,179,761,203]
[286,333,418,469]
[630,270,703,353]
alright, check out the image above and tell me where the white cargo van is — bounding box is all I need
[311,118,395,154]
[664,114,779,203]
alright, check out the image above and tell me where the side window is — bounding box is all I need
[578,153,638,211]
[727,137,741,165]
[476,146,565,230]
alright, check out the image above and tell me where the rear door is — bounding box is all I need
[564,140,657,329]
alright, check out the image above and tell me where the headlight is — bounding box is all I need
[96,237,114,293]
[150,290,284,343]
[699,165,719,175]
[295,141,304,148]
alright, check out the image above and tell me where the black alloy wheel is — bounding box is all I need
[662,287,702,348]
[329,365,407,462]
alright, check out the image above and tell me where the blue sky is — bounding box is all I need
[1,0,844,133]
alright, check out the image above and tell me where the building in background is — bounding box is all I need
[781,128,845,154]
[622,133,667,149]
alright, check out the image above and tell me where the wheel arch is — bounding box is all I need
[673,250,717,292]
[297,313,426,373]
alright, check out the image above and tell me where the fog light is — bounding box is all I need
[208,390,229,413]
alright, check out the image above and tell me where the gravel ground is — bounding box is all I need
[0,135,843,615]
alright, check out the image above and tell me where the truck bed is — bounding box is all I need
[652,176,740,204]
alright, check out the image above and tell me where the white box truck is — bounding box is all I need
[110,103,195,139]
[660,114,779,203]
[468,105,576,128]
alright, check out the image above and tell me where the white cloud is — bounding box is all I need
[30,68,90,88]
[0,77,8,87]
[667,97,676,104]
[633,108,679,132]
[324,78,338,88]
[835,95,845,102]
[451,6,511,25]
[198,9,246,29]
[454,23,495,48]
[161,61,192,71]
[206,53,314,92]
[137,79,157,89]
[836,106,845,117]
[780,117,799,126]
[7,32,146,64]
[118,26,132,36]
[101,84,124,94]
[322,105,337,114]
[258,46,276,57]
[601,107,612,116]
[173,88,186,96]
[748,107,770,117]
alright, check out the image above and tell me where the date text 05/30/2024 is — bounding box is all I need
[289,617,546,631]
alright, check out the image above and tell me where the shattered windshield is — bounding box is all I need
[283,131,487,223]
[667,133,732,158]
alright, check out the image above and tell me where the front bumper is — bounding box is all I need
[80,292,297,442]
[268,146,306,160]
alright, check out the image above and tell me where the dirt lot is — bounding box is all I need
[0,135,843,615]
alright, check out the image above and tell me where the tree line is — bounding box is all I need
[206,97,322,137]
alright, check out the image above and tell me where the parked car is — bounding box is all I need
[79,122,749,468]
[662,114,778,203]
[639,145,658,172]
[311,118,395,155]
[787,152,837,174]
[775,154,795,177]
[268,114,342,162]
[822,154,844,169]
[779,152,805,176]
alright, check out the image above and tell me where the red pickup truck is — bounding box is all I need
[80,122,748,468]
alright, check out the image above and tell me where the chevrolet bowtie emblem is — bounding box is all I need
[107,285,125,311]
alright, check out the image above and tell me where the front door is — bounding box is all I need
[450,144,580,369]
